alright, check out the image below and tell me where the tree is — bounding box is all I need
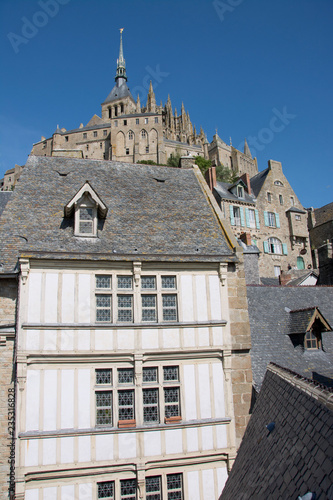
[167,152,182,168]
[194,156,211,175]
[215,164,239,183]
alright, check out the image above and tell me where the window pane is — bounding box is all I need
[118,276,133,289]
[162,295,177,321]
[96,369,112,385]
[167,474,183,500]
[98,481,114,499]
[141,276,156,289]
[96,275,111,289]
[163,366,179,381]
[142,295,157,322]
[120,479,136,500]
[118,390,135,420]
[161,276,176,289]
[143,388,159,422]
[80,208,93,220]
[79,221,93,234]
[143,367,158,383]
[164,388,180,417]
[118,295,133,322]
[96,294,111,322]
[118,368,134,384]
[146,476,161,500]
[96,391,112,425]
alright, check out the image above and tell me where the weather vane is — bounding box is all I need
[120,28,124,33]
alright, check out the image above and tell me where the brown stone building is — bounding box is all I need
[308,202,333,285]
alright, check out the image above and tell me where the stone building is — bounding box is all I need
[31,31,205,165]
[208,135,258,178]
[308,202,333,285]
[207,160,312,278]
[0,164,24,191]
[0,155,253,499]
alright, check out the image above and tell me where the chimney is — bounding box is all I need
[205,166,217,191]
[279,271,292,286]
[240,232,252,246]
[240,173,251,195]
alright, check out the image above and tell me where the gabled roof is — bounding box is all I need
[64,181,108,218]
[220,363,333,499]
[289,306,332,334]
[286,206,306,214]
[246,285,333,390]
[249,167,269,197]
[286,271,318,287]
[102,81,135,105]
[0,156,235,271]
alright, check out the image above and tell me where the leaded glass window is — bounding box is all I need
[118,368,134,384]
[141,276,156,289]
[142,295,157,322]
[79,207,93,234]
[96,275,111,289]
[167,474,183,500]
[118,390,135,420]
[162,295,177,321]
[120,479,136,500]
[143,367,158,383]
[164,388,180,418]
[96,391,112,425]
[146,476,161,500]
[118,295,133,322]
[98,481,114,499]
[118,276,133,289]
[161,276,176,289]
[143,388,159,422]
[96,369,112,385]
[163,366,179,382]
[96,294,111,322]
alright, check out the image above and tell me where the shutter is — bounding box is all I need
[229,205,234,225]
[275,212,280,228]
[240,207,245,227]
[245,208,250,227]
[263,241,269,253]
[255,209,260,229]
[264,211,269,226]
[282,243,288,255]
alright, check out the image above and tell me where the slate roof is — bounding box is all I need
[286,206,306,214]
[0,156,235,272]
[220,363,333,500]
[0,192,12,216]
[246,285,333,390]
[214,181,255,204]
[102,81,135,104]
[249,167,269,197]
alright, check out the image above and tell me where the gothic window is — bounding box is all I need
[141,130,146,138]
[120,103,124,114]
[155,117,158,123]
[128,131,133,140]
[146,146,149,153]
[136,118,139,125]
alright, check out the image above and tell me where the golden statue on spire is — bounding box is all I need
[120,28,124,33]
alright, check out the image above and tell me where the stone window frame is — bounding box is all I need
[93,131,98,138]
[83,132,87,139]
[95,273,178,324]
[267,237,283,255]
[103,129,108,136]
[75,196,97,237]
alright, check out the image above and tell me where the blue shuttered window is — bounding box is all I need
[264,211,269,226]
[245,208,250,227]
[229,205,234,225]
[275,213,280,228]
[255,209,260,229]
[282,243,288,255]
[240,207,245,227]
[263,241,269,253]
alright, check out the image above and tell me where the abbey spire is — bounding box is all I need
[115,28,127,84]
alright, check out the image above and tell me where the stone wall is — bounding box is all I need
[0,277,17,499]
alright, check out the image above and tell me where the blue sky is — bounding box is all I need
[0,0,332,208]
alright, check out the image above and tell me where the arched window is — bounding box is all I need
[141,130,146,138]
[128,131,134,140]
[267,237,282,254]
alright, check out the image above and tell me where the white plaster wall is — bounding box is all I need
[43,438,57,465]
[61,485,75,499]
[27,272,42,323]
[77,329,90,350]
[62,273,75,323]
[216,425,228,449]
[96,434,114,461]
[61,369,74,429]
[201,426,214,451]
[142,328,158,350]
[79,484,92,500]
[25,330,40,351]
[118,432,137,459]
[95,329,113,350]
[180,275,194,321]
[61,437,74,464]
[186,427,199,452]
[198,327,209,347]
[183,364,197,420]
[44,273,58,323]
[209,275,222,319]
[25,490,39,500]
[183,327,195,347]
[198,364,212,419]
[202,469,215,500]
[44,330,57,350]
[43,370,57,431]
[26,370,40,431]
[217,467,228,496]
[78,435,91,463]
[78,369,91,428]
[43,487,57,500]
[165,428,182,455]
[162,328,179,349]
[78,274,91,323]
[117,329,135,350]
[25,439,38,467]
[187,470,200,500]
[144,430,161,457]
[195,275,208,321]
[212,363,225,418]
[61,330,74,350]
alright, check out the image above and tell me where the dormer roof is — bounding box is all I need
[289,306,332,335]
[64,181,108,218]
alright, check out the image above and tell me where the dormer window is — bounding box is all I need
[237,185,244,198]
[64,181,108,238]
